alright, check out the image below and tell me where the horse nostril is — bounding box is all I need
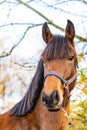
[52,90,59,105]
[42,92,52,107]
[42,92,47,105]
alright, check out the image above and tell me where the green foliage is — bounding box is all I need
[68,67,87,130]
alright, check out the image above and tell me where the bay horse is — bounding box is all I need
[0,20,77,130]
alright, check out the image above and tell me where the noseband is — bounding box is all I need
[44,71,77,107]
[44,71,77,86]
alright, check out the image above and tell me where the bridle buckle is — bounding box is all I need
[64,83,70,99]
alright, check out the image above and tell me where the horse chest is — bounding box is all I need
[39,110,68,130]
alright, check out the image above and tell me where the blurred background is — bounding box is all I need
[0,0,87,129]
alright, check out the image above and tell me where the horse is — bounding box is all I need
[0,20,78,130]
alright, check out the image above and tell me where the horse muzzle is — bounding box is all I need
[42,90,62,111]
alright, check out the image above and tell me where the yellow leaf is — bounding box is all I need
[0,85,6,95]
[84,77,87,83]
[78,54,84,62]
[82,86,87,96]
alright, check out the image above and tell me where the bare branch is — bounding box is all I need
[81,0,87,4]
[16,0,87,43]
[1,0,87,58]
[0,0,6,5]
[17,74,27,86]
[16,0,65,31]
[51,0,87,5]
[0,23,42,58]
[41,0,87,17]
[13,61,36,70]
[0,26,30,58]
[0,22,43,28]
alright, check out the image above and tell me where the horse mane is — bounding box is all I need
[42,35,75,61]
[10,59,44,116]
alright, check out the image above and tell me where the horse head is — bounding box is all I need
[41,20,77,111]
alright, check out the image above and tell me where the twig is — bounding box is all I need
[17,0,87,42]
[0,23,43,28]
[0,0,6,5]
[0,26,30,58]
[0,23,43,58]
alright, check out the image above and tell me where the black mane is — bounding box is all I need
[10,59,44,116]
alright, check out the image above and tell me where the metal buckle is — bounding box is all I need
[64,84,69,98]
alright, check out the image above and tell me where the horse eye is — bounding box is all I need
[68,56,74,61]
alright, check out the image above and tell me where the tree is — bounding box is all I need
[0,0,87,129]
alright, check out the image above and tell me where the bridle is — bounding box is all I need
[44,71,77,107]
[44,71,77,86]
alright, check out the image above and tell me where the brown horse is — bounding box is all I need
[0,20,77,130]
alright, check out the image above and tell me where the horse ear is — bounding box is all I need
[65,20,75,43]
[42,22,53,44]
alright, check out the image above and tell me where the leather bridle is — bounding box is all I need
[44,71,77,107]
